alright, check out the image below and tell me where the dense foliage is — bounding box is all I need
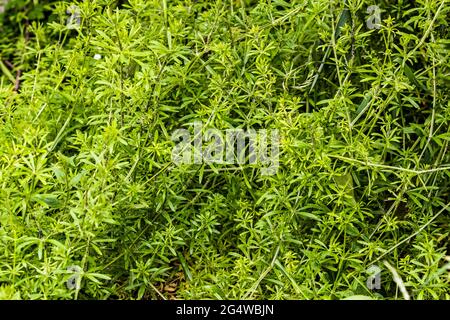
[0,0,450,299]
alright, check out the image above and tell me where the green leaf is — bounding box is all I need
[31,194,62,208]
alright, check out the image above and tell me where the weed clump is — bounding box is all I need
[0,0,449,300]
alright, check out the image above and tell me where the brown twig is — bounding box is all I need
[4,60,13,69]
[13,69,22,92]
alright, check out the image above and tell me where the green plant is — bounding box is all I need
[0,0,449,300]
